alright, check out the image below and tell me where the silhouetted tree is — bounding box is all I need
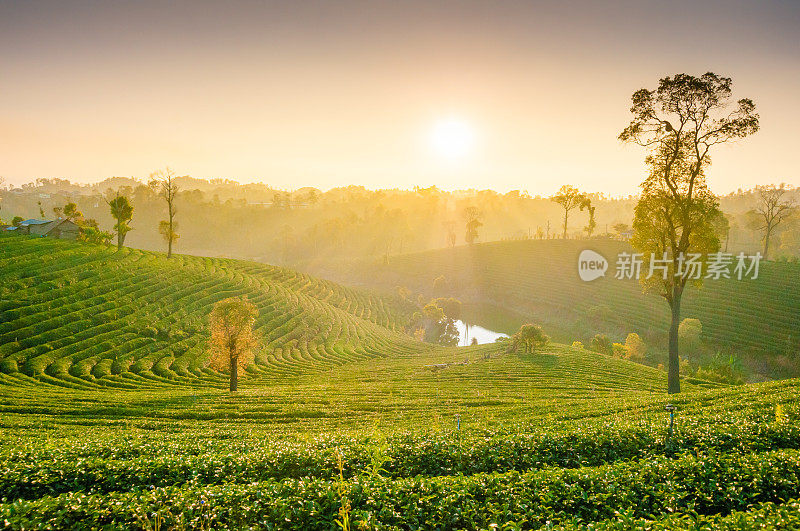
[151,168,180,258]
[746,185,796,260]
[463,206,482,244]
[551,185,587,238]
[620,72,758,394]
[580,198,596,237]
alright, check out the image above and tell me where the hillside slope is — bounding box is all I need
[0,234,429,389]
[12,235,800,530]
[308,239,800,374]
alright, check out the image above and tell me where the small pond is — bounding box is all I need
[455,320,508,346]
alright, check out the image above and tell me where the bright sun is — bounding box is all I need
[429,118,476,160]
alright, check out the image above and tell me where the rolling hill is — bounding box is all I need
[0,233,679,400]
[0,233,429,389]
[2,234,800,529]
[309,239,800,378]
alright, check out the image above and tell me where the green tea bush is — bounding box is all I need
[2,450,799,530]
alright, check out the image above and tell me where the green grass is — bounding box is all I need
[2,234,800,529]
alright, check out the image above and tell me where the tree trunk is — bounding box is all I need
[167,213,173,259]
[230,358,238,392]
[763,231,770,261]
[667,296,681,394]
[117,231,124,251]
[563,210,569,239]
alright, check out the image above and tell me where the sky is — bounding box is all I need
[1,0,798,196]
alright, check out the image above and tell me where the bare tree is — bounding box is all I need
[746,185,796,260]
[150,168,180,258]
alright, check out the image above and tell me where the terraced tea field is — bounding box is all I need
[0,234,427,389]
[2,234,799,529]
[317,239,800,372]
[2,359,799,529]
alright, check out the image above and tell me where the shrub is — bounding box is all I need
[624,333,646,362]
[510,324,550,353]
[590,334,613,356]
[679,318,703,353]
[432,275,447,297]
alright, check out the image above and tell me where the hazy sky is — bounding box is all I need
[2,0,798,195]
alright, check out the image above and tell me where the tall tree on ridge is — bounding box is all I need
[620,72,759,394]
[746,185,796,260]
[551,185,587,239]
[150,168,180,258]
[106,192,134,251]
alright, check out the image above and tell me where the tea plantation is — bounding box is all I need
[0,234,426,387]
[317,239,800,374]
[1,235,799,529]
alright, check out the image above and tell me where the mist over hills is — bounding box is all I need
[2,177,797,266]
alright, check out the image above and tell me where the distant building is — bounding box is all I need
[619,229,634,241]
[11,219,48,235]
[12,218,81,240]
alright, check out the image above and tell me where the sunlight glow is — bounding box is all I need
[429,118,476,160]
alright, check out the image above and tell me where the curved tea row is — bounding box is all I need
[0,235,428,389]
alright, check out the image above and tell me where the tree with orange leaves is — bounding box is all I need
[209,296,258,392]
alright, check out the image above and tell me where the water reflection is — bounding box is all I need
[455,320,508,346]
